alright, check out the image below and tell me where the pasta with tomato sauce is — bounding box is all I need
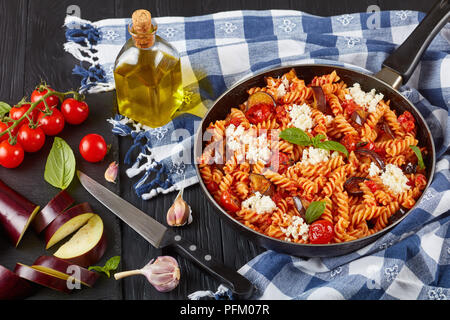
[199,69,428,244]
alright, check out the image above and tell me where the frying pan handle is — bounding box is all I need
[377,0,450,88]
[168,235,255,299]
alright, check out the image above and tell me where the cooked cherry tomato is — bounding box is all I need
[340,134,358,152]
[398,111,415,122]
[0,122,8,142]
[365,180,379,193]
[245,103,273,124]
[38,108,65,136]
[342,99,361,115]
[268,151,291,174]
[219,190,240,213]
[61,98,89,125]
[79,133,107,163]
[275,105,288,123]
[9,104,38,127]
[0,140,24,168]
[229,117,242,127]
[206,181,219,193]
[308,219,334,244]
[31,86,60,111]
[357,141,375,151]
[398,111,415,133]
[17,124,46,153]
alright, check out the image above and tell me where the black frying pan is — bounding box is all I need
[195,0,449,258]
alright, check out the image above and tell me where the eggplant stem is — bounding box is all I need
[114,269,143,280]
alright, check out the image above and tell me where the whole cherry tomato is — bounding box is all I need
[245,104,273,124]
[219,190,240,213]
[308,219,334,244]
[17,124,46,153]
[38,108,65,136]
[0,140,24,168]
[61,98,89,125]
[340,134,358,152]
[79,134,107,163]
[31,86,60,111]
[0,122,8,142]
[9,104,38,127]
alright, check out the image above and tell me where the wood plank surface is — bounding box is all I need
[0,0,436,300]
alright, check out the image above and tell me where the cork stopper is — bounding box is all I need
[130,9,156,49]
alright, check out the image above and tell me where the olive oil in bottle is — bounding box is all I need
[114,10,183,128]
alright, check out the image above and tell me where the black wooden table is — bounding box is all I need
[0,0,433,300]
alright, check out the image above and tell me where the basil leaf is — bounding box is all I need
[44,137,76,189]
[0,102,11,118]
[89,256,121,278]
[316,140,349,157]
[409,145,425,170]
[305,201,326,224]
[279,128,311,146]
[87,266,110,277]
[311,134,326,147]
[104,256,121,272]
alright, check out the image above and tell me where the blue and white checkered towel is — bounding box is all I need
[64,9,450,299]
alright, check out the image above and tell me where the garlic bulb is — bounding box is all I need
[166,188,192,227]
[105,161,119,183]
[114,256,180,292]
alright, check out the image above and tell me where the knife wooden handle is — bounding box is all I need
[166,234,255,299]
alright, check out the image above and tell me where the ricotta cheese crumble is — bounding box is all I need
[242,192,277,214]
[288,103,314,132]
[300,146,339,166]
[280,216,309,242]
[347,83,384,113]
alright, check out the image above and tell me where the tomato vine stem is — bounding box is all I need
[0,86,81,139]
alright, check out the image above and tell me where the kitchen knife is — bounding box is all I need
[77,170,254,299]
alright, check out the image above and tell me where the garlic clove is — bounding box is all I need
[114,256,180,293]
[143,256,180,292]
[105,161,119,183]
[166,188,192,227]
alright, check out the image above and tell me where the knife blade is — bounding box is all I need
[77,170,173,248]
[77,170,254,299]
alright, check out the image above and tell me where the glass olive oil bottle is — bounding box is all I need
[114,10,183,128]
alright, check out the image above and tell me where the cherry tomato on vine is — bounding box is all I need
[219,190,240,213]
[61,98,89,125]
[0,122,8,142]
[31,86,60,111]
[308,219,334,244]
[38,108,65,136]
[0,140,24,168]
[17,124,46,153]
[79,134,107,163]
[9,104,38,127]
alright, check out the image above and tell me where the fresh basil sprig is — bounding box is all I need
[44,137,76,189]
[409,145,425,170]
[0,102,11,118]
[305,201,326,224]
[279,128,349,157]
[89,256,121,278]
